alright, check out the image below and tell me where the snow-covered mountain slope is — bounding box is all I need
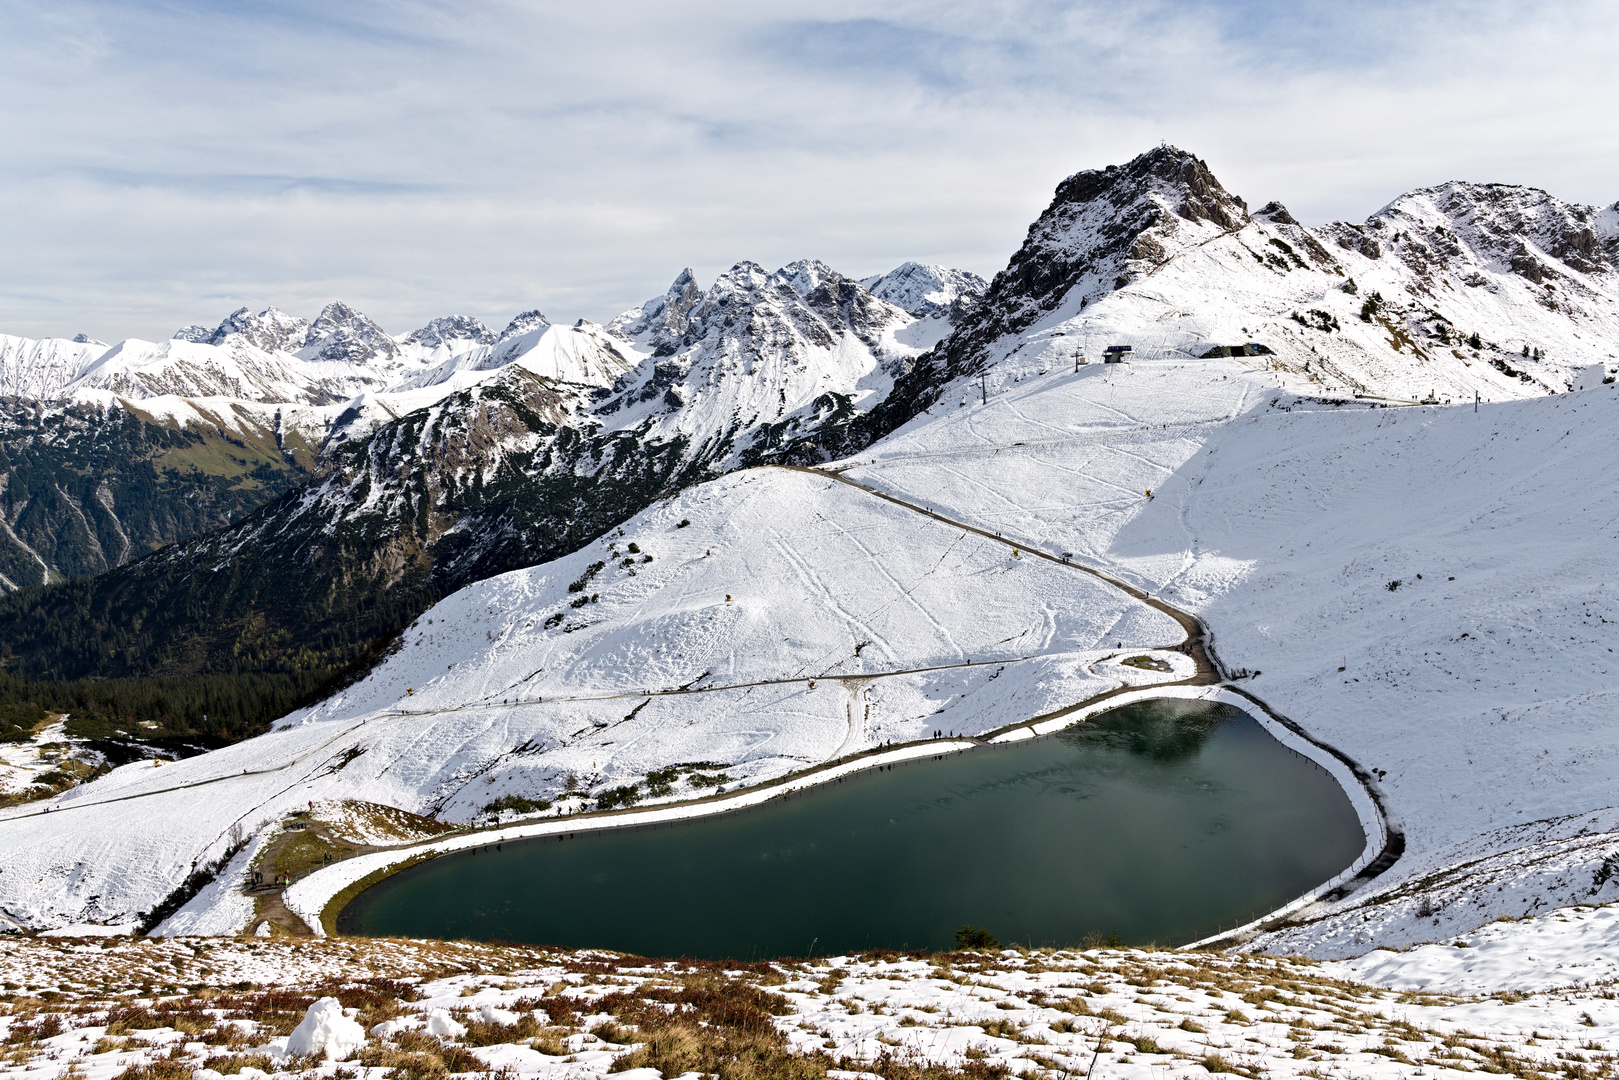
[173,304,310,353]
[4,146,1618,944]
[0,466,1188,929]
[387,321,635,395]
[498,309,550,341]
[6,354,1616,940]
[604,258,932,434]
[9,300,545,411]
[0,334,102,401]
[835,356,1619,955]
[1078,178,1619,402]
[66,337,365,404]
[0,308,630,588]
[826,147,1619,467]
[401,314,498,350]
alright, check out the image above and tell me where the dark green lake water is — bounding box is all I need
[339,699,1363,956]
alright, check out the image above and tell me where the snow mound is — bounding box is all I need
[286,997,366,1060]
[423,1009,466,1038]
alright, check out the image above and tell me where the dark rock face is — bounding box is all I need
[812,146,1250,461]
[980,146,1247,338]
[609,270,703,347]
[1255,201,1298,226]
[1511,247,1546,283]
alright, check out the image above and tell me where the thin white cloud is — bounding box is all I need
[0,0,1613,341]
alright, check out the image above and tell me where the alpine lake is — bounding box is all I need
[338,698,1364,957]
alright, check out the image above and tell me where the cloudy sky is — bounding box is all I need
[2,0,1614,341]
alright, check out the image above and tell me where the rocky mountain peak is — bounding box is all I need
[1254,201,1299,226]
[1357,182,1619,280]
[300,302,400,365]
[405,315,498,349]
[772,259,844,299]
[497,310,550,341]
[187,305,312,354]
[607,269,705,349]
[860,262,988,319]
[942,146,1249,354]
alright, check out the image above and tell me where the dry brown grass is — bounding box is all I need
[199,1053,273,1075]
[357,1030,483,1080]
[273,830,353,879]
[317,801,459,844]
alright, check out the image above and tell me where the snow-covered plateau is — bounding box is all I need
[0,147,1617,1007]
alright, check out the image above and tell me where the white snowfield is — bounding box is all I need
[4,349,1619,970]
[1330,902,1619,994]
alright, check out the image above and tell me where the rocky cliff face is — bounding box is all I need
[821,145,1250,455]
[403,315,498,349]
[298,301,403,366]
[598,259,939,469]
[498,310,551,341]
[818,146,1619,461]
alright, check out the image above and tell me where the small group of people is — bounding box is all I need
[249,869,293,889]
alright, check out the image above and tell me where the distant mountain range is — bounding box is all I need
[0,261,985,682]
[0,263,983,594]
[1,145,1615,692]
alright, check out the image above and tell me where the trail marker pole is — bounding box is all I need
[980,374,987,405]
[1475,390,1479,413]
